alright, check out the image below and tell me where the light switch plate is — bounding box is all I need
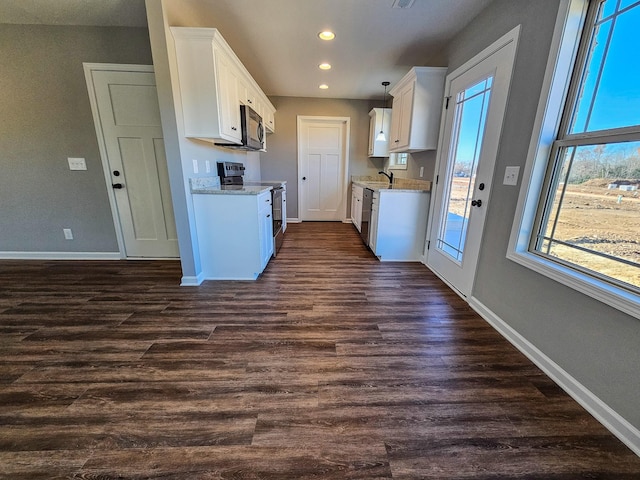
[419,166,424,177]
[503,166,520,186]
[192,159,199,174]
[68,157,87,170]
[205,160,211,173]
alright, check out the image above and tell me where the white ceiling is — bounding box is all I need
[1,0,493,100]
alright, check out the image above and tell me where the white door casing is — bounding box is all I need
[297,116,350,221]
[426,26,520,297]
[84,64,179,258]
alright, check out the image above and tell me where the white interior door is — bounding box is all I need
[427,27,519,297]
[297,117,350,221]
[85,65,179,258]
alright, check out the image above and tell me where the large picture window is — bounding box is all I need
[509,0,640,317]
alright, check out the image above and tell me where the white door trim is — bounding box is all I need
[296,116,351,221]
[424,26,520,296]
[83,63,155,259]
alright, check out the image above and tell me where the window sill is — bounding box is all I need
[506,249,640,320]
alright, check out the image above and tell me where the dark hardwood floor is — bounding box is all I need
[1,222,639,479]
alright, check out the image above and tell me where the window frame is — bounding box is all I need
[388,152,408,170]
[507,0,640,319]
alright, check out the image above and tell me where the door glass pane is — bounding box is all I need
[570,0,640,133]
[436,77,493,262]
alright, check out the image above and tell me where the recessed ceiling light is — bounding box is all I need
[318,31,335,41]
[319,84,329,90]
[319,63,332,70]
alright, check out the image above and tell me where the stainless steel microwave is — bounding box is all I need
[216,105,264,150]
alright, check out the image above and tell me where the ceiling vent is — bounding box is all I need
[392,0,416,8]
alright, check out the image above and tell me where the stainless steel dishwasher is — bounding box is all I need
[360,188,373,246]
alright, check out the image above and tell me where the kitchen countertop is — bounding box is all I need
[190,176,272,195]
[352,180,431,193]
[191,184,272,195]
[351,175,431,193]
[244,180,287,188]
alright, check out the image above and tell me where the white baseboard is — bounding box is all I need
[0,251,122,260]
[286,218,301,223]
[180,272,206,286]
[469,296,640,457]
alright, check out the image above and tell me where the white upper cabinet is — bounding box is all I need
[170,27,276,144]
[388,67,447,153]
[368,108,391,157]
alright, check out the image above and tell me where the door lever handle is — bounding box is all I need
[471,199,482,207]
[112,183,124,189]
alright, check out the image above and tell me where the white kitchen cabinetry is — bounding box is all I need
[369,190,430,261]
[215,53,242,142]
[171,27,276,144]
[351,183,364,231]
[281,189,287,233]
[193,190,273,280]
[258,192,274,269]
[388,67,447,153]
[368,108,391,157]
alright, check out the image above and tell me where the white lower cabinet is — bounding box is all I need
[193,190,273,280]
[369,190,430,261]
[281,189,287,233]
[351,184,363,231]
[259,194,274,270]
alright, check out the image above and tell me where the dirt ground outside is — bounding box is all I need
[446,177,640,288]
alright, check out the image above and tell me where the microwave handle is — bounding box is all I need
[258,119,264,143]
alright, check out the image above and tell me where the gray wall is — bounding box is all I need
[261,96,383,219]
[261,96,436,219]
[0,24,153,253]
[446,0,640,428]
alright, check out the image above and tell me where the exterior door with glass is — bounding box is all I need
[427,28,519,297]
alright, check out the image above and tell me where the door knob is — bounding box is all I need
[478,182,485,191]
[471,199,482,207]
[112,183,124,189]
[113,170,121,177]
[302,177,306,180]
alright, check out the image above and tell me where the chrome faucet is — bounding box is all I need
[378,170,393,184]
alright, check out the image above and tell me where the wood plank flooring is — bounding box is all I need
[1,222,639,479]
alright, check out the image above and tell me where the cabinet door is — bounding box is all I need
[370,194,379,253]
[263,106,275,133]
[351,192,358,226]
[215,53,242,142]
[281,189,287,233]
[368,115,376,156]
[390,83,414,152]
[258,193,274,269]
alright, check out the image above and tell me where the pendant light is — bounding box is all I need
[376,81,390,142]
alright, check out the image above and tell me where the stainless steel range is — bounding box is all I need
[216,161,284,256]
[217,161,245,185]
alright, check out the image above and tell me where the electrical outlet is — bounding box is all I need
[192,159,199,174]
[63,228,73,240]
[503,166,520,186]
[68,157,87,171]
[205,160,211,173]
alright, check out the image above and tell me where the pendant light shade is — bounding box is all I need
[376,81,390,142]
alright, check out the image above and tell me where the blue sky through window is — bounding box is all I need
[571,0,640,133]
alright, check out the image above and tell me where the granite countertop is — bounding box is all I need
[244,180,287,188]
[352,175,431,193]
[192,185,273,195]
[190,176,272,195]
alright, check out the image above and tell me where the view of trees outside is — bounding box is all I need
[539,142,640,289]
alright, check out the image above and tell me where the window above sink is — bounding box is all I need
[388,152,408,170]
